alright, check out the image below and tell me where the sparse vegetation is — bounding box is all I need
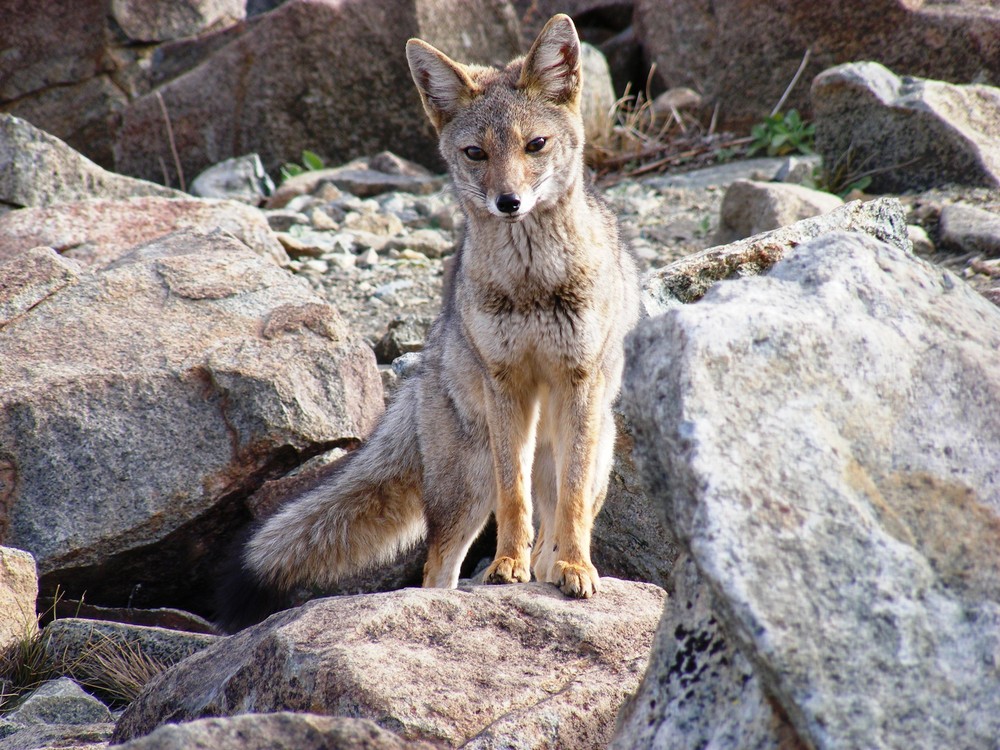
[747,109,815,157]
[586,73,748,186]
[1,591,169,712]
[0,612,52,712]
[280,149,326,182]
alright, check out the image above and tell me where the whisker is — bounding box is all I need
[451,181,487,200]
[532,173,552,192]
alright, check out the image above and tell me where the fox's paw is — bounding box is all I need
[484,555,531,585]
[553,561,600,598]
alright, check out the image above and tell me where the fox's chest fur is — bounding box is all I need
[457,205,624,377]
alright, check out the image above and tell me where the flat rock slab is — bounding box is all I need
[623,231,1000,749]
[113,579,666,749]
[0,197,288,267]
[114,713,435,750]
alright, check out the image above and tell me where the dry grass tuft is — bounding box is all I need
[586,66,749,186]
[66,635,170,705]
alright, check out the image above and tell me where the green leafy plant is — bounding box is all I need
[279,149,326,182]
[748,109,815,157]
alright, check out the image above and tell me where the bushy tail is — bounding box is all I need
[216,382,425,631]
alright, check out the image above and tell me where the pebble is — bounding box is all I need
[357,248,380,268]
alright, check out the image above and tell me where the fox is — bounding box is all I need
[217,14,640,631]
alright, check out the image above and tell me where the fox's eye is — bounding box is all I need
[463,146,487,161]
[525,137,547,153]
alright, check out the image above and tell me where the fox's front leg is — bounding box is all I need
[551,373,606,598]
[483,383,539,585]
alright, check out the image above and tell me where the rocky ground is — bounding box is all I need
[273,161,999,362]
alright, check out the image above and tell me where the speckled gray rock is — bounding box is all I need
[4,679,111,727]
[113,580,665,748]
[42,619,219,684]
[623,231,1000,749]
[642,197,910,314]
[813,62,1000,192]
[189,154,275,205]
[0,721,113,750]
[611,555,806,750]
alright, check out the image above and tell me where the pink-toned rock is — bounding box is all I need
[113,0,520,183]
[0,197,288,267]
[0,236,383,617]
[113,580,666,749]
[635,0,1000,129]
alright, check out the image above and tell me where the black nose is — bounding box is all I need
[496,193,521,214]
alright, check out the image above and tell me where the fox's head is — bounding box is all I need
[406,15,585,223]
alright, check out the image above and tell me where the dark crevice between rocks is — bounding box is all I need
[36,439,353,623]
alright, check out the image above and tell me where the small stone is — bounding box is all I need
[939,203,1000,258]
[651,87,703,116]
[356,248,380,268]
[5,678,112,726]
[372,316,431,364]
[313,182,343,202]
[308,206,339,231]
[386,228,453,259]
[343,210,404,237]
[282,194,315,214]
[264,210,309,233]
[907,224,935,255]
[302,259,329,275]
[275,232,323,258]
[324,252,355,271]
[189,154,274,205]
[391,351,422,379]
[398,249,429,262]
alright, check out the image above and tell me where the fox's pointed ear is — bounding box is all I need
[518,14,582,109]
[406,39,477,131]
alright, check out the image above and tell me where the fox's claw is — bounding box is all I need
[554,561,600,598]
[484,555,531,584]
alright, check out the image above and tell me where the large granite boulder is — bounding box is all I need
[0,115,182,210]
[634,0,1000,129]
[618,230,1000,749]
[0,235,382,616]
[113,0,520,183]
